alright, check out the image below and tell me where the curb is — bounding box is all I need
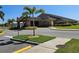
[14,45,32,53]
[11,38,39,45]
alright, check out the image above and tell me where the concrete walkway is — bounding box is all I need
[24,37,71,53]
[49,27,79,31]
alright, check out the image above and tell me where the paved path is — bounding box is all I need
[24,37,71,53]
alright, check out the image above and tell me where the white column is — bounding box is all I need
[51,21,53,26]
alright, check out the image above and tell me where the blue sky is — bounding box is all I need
[0,5,79,23]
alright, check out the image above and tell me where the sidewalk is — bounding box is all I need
[49,27,79,31]
[24,37,71,53]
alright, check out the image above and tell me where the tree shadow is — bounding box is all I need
[13,42,24,45]
[0,41,13,46]
[0,40,4,41]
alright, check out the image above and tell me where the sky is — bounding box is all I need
[0,5,79,23]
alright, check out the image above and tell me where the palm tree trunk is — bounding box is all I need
[17,20,20,36]
[2,19,4,30]
[32,14,35,36]
[17,25,19,37]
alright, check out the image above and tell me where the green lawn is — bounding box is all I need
[13,35,55,43]
[25,26,37,30]
[55,25,79,29]
[0,29,3,33]
[55,39,79,53]
[9,26,37,30]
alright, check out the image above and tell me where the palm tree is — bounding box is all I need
[15,17,20,36]
[24,6,45,36]
[20,12,29,27]
[0,6,5,28]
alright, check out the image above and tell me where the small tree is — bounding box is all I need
[16,17,20,37]
[24,6,45,36]
[0,6,5,29]
[20,12,29,27]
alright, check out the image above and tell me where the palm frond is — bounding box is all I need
[22,12,29,16]
[0,11,5,21]
[32,7,36,14]
[23,6,32,14]
[35,9,45,14]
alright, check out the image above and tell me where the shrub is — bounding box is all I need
[9,27,25,30]
[0,29,3,33]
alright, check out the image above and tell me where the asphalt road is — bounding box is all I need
[5,28,79,39]
[0,37,32,53]
[0,28,79,53]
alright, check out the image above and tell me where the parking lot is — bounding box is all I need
[0,37,33,53]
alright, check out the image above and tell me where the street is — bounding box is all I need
[0,28,79,52]
[5,28,79,39]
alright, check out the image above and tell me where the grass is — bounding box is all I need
[25,26,37,30]
[0,29,4,36]
[13,35,29,41]
[0,29,3,33]
[55,25,79,29]
[55,39,79,53]
[9,26,37,30]
[13,35,55,43]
